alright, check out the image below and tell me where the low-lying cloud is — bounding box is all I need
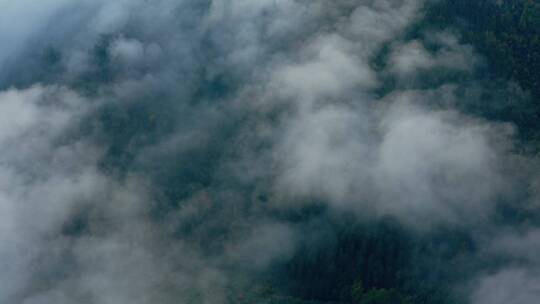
[1,0,539,303]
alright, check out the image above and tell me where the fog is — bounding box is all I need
[1,0,539,303]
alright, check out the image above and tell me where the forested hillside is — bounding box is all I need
[424,0,540,141]
[254,1,540,303]
[1,1,539,304]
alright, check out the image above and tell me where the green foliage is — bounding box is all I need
[346,279,413,304]
[350,279,365,303]
[417,0,540,145]
[357,288,412,304]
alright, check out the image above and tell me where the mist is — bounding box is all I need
[1,0,539,303]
